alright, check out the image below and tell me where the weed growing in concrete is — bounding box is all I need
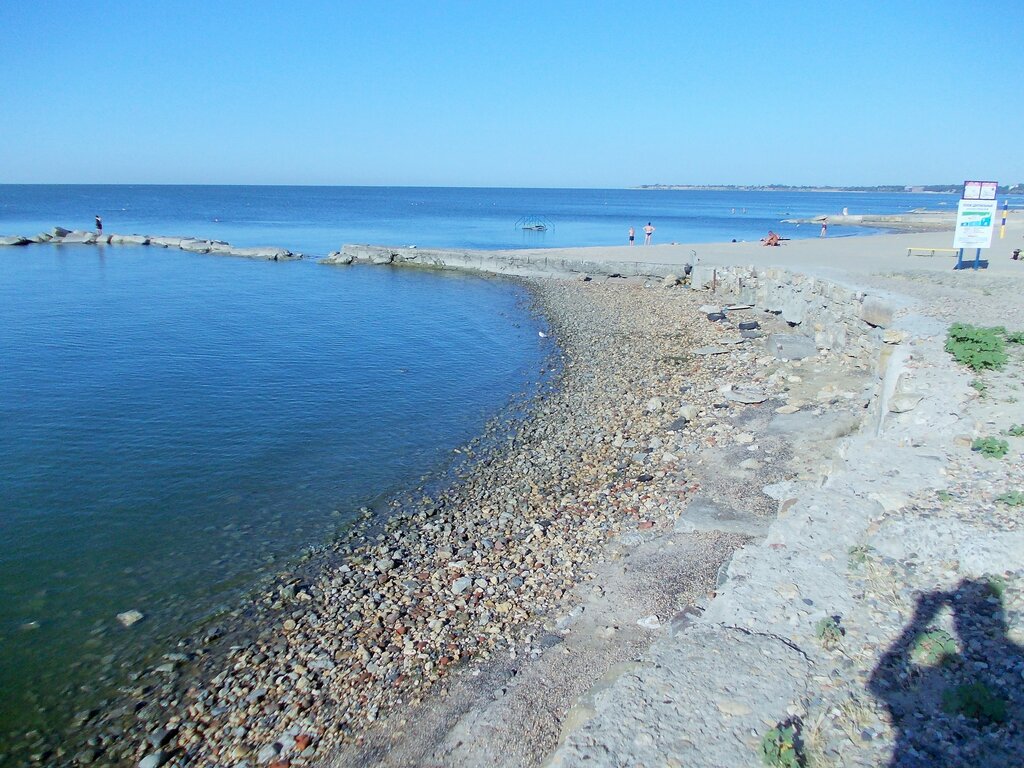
[945,323,1008,371]
[969,378,988,396]
[996,490,1024,506]
[936,490,953,503]
[815,616,845,649]
[848,544,872,568]
[942,682,1008,723]
[911,629,957,666]
[760,720,804,768]
[972,437,1009,458]
[1007,424,1024,437]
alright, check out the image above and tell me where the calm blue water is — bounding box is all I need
[0,241,547,748]
[0,184,990,753]
[0,185,978,253]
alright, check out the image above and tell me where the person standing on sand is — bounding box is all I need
[820,219,828,237]
[628,226,635,245]
[643,222,654,245]
[95,215,102,233]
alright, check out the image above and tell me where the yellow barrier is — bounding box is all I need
[906,247,959,257]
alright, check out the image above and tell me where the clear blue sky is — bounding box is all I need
[2,1,1021,187]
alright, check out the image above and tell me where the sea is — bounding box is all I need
[0,184,972,754]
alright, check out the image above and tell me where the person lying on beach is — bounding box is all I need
[761,230,781,246]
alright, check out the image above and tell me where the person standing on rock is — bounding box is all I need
[643,222,655,245]
[95,215,102,234]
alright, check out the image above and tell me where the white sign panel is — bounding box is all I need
[953,199,998,248]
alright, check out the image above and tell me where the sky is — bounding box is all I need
[2,1,1021,187]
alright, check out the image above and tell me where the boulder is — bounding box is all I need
[30,233,53,243]
[179,239,213,254]
[766,333,817,360]
[0,235,30,246]
[149,236,183,248]
[109,234,150,245]
[224,246,294,260]
[860,296,894,328]
[61,231,98,244]
[323,251,355,265]
[50,226,70,238]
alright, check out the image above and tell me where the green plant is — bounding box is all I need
[760,722,803,768]
[986,574,1008,601]
[848,544,873,567]
[815,616,844,649]
[945,323,1008,371]
[911,629,957,666]
[972,437,1010,458]
[937,490,953,503]
[942,682,1008,723]
[996,490,1024,506]
[1006,424,1024,437]
[1005,330,1024,344]
[970,378,989,396]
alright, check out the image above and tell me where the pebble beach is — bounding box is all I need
[6,218,1024,768]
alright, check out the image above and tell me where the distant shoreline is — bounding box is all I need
[632,185,1004,194]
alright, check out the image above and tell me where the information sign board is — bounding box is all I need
[963,180,998,200]
[953,199,998,248]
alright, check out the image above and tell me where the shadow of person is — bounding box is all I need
[868,578,1024,767]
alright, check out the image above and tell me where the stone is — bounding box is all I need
[0,235,30,246]
[646,397,664,412]
[62,231,98,244]
[117,610,144,627]
[738,320,760,331]
[860,297,895,328]
[636,615,661,629]
[138,751,168,768]
[724,386,768,404]
[50,226,71,238]
[256,743,281,764]
[451,576,473,595]
[323,251,355,265]
[766,334,817,361]
[781,298,807,324]
[179,239,213,254]
[882,329,905,344]
[775,405,800,414]
[888,394,922,413]
[662,274,680,287]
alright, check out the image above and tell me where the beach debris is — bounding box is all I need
[738,320,760,331]
[538,331,548,338]
[116,610,144,628]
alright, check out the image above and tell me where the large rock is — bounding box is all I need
[149,236,183,248]
[0,235,30,246]
[766,333,817,360]
[227,246,296,261]
[323,250,355,265]
[179,239,213,254]
[50,226,70,238]
[109,234,150,245]
[61,231,98,244]
[781,297,807,324]
[860,296,894,328]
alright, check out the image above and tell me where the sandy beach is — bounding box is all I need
[11,218,1024,767]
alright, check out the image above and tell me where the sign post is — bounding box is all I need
[953,180,998,270]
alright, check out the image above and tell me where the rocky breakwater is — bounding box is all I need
[0,227,300,261]
[323,244,683,280]
[550,274,1024,766]
[37,274,845,768]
